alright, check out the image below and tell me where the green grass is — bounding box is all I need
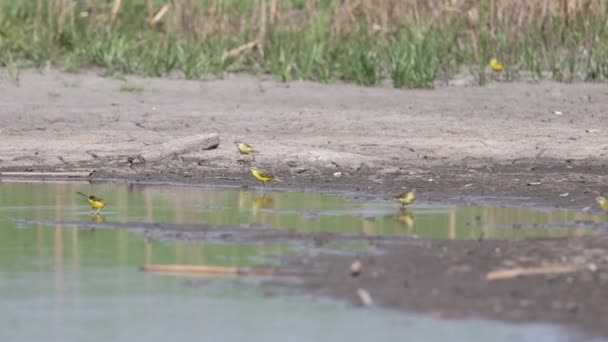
[0,0,607,88]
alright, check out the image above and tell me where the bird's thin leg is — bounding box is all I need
[252,152,255,161]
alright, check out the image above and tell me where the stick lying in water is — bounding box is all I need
[486,265,581,281]
[0,171,94,178]
[140,264,277,277]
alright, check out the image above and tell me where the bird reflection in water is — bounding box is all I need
[91,214,105,223]
[394,209,415,232]
[252,194,274,211]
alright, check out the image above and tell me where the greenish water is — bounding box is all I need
[1,181,604,240]
[0,181,604,342]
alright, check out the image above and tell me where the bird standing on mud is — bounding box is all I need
[596,196,608,213]
[250,168,279,189]
[77,192,105,215]
[394,189,416,208]
[234,140,255,162]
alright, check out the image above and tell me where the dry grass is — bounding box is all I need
[1,0,607,86]
[56,1,606,41]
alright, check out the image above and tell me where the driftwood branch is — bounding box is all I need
[486,265,581,281]
[0,171,95,178]
[130,133,220,164]
[140,264,277,277]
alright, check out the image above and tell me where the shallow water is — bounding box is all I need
[1,181,605,342]
[2,181,604,240]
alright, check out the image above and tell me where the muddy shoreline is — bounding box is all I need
[279,235,608,339]
[2,69,608,338]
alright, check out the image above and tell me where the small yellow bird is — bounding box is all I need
[250,168,279,188]
[77,192,105,215]
[489,58,504,73]
[394,189,416,208]
[596,196,608,213]
[234,140,255,161]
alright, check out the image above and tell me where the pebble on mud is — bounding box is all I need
[350,260,363,277]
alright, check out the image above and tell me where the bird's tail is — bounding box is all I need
[76,192,88,198]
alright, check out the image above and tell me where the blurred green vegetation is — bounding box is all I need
[0,0,607,87]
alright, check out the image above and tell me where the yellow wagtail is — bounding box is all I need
[250,168,279,188]
[77,192,105,215]
[394,189,416,208]
[596,196,608,213]
[234,140,255,161]
[489,58,504,73]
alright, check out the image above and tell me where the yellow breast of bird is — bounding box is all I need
[491,62,504,71]
[400,193,415,205]
[252,170,272,182]
[599,199,608,212]
[238,144,254,154]
[88,198,105,209]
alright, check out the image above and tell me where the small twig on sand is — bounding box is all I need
[531,148,547,166]
[486,265,581,281]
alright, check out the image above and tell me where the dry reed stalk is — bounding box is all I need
[540,0,550,27]
[306,0,315,16]
[36,0,43,25]
[413,0,421,31]
[47,0,54,31]
[222,0,268,60]
[172,0,181,34]
[183,0,199,37]
[151,4,170,27]
[345,1,356,23]
[386,0,398,31]
[222,40,258,60]
[488,0,495,35]
[270,0,278,25]
[55,0,71,42]
[202,0,219,40]
[110,0,122,28]
[257,0,267,58]
[146,0,155,27]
